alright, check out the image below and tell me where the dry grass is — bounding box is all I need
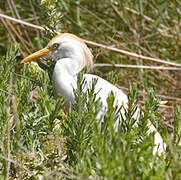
[0,0,181,179]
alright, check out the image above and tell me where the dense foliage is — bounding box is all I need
[0,0,181,179]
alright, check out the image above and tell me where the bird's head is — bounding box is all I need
[21,33,93,71]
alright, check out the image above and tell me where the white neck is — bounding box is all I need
[52,58,83,104]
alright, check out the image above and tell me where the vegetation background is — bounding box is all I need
[0,0,181,179]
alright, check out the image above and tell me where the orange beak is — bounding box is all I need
[21,48,51,64]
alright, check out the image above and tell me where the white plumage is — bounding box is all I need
[21,33,165,155]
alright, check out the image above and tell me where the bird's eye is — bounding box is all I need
[51,43,59,50]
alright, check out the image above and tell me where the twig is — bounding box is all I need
[4,17,32,54]
[119,86,181,102]
[1,13,181,67]
[94,63,181,71]
[7,0,16,17]
[0,10,26,56]
[5,1,33,51]
[0,13,17,43]
[85,40,181,67]
[9,0,34,49]
[0,13,44,30]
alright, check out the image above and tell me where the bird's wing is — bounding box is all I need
[82,73,128,112]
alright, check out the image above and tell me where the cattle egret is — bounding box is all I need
[21,33,165,155]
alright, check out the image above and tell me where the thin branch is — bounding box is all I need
[9,0,34,49]
[0,13,17,43]
[7,0,16,17]
[1,13,181,67]
[0,10,26,56]
[0,13,44,30]
[119,86,181,102]
[85,40,181,67]
[94,63,181,71]
[4,17,32,54]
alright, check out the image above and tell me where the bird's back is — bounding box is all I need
[82,74,129,116]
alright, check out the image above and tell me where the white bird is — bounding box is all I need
[21,33,165,155]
